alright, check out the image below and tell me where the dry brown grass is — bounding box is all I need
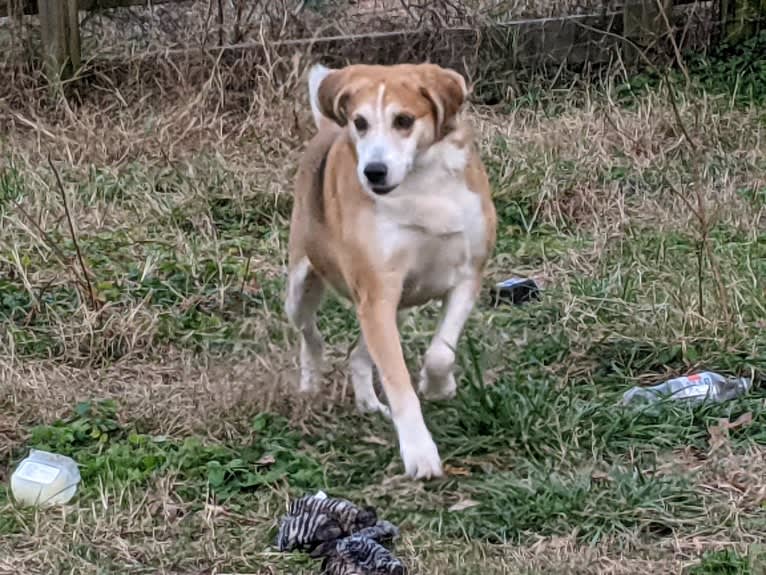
[0,27,765,572]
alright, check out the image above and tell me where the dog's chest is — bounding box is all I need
[375,179,485,306]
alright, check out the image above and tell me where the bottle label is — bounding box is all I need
[15,461,61,484]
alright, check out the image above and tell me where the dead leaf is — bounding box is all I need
[256,455,276,466]
[240,277,260,296]
[204,503,227,518]
[708,413,752,454]
[448,499,481,512]
[164,503,184,521]
[361,435,389,446]
[729,412,753,429]
[444,465,471,477]
[148,500,162,516]
[591,470,611,483]
[708,419,731,453]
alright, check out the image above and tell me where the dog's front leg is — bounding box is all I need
[356,288,443,479]
[419,276,480,401]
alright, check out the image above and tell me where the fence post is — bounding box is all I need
[623,0,674,63]
[66,0,82,70]
[721,0,766,43]
[38,0,81,81]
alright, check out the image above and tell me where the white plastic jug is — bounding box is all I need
[11,449,81,506]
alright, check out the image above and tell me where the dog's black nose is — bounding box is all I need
[363,162,388,186]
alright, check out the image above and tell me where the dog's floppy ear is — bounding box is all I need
[419,65,468,139]
[316,67,360,127]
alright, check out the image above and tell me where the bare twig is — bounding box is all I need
[696,237,705,318]
[591,5,732,323]
[203,0,215,48]
[11,198,78,274]
[660,171,710,320]
[217,0,225,47]
[233,0,245,44]
[654,0,689,85]
[47,154,99,311]
[663,71,697,152]
[239,253,253,298]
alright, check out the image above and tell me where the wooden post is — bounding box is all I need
[721,0,766,43]
[38,0,81,80]
[0,0,36,16]
[623,0,673,64]
[66,0,82,70]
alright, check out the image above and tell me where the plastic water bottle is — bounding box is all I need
[10,449,81,507]
[622,372,752,406]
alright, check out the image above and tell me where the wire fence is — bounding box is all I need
[1,1,718,62]
[0,0,759,107]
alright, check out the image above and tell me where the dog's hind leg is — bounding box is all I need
[285,257,325,393]
[349,335,390,419]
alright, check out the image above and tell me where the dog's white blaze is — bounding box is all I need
[353,85,421,192]
[376,83,386,120]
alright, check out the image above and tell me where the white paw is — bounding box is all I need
[299,372,320,394]
[400,434,443,479]
[418,343,456,401]
[355,396,392,420]
[397,413,443,480]
[418,370,457,401]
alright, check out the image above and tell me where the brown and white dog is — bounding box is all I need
[285,63,496,479]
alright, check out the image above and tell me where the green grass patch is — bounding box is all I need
[430,467,703,544]
[688,548,752,575]
[616,31,766,109]
[21,402,325,502]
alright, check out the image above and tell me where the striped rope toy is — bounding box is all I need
[276,491,407,574]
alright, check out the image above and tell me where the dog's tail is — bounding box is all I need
[308,64,332,130]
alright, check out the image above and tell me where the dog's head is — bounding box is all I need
[313,63,467,196]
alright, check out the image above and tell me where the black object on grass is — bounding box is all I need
[490,276,540,306]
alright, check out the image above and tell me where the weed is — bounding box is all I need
[688,548,751,575]
[617,31,766,108]
[20,403,325,502]
[429,467,703,544]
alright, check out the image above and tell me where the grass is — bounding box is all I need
[1,45,765,574]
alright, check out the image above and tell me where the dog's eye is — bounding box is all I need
[353,116,368,132]
[393,114,415,130]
